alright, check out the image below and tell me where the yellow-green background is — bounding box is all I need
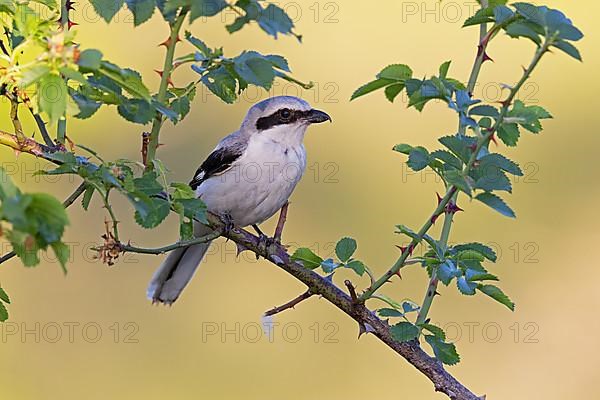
[1,1,598,399]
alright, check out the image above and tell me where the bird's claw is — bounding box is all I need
[219,213,235,235]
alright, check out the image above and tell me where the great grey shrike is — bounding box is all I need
[147,96,331,304]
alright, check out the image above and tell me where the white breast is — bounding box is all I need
[196,129,307,227]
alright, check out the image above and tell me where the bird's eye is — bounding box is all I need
[279,108,292,121]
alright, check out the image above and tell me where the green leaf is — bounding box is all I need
[51,241,70,274]
[407,147,431,172]
[70,90,102,119]
[77,49,103,71]
[443,170,473,196]
[424,335,460,365]
[453,243,497,262]
[202,67,237,104]
[475,192,516,218]
[190,0,227,21]
[420,323,445,340]
[390,322,419,342]
[0,302,7,322]
[438,135,475,163]
[497,123,520,146]
[377,64,413,81]
[438,260,460,285]
[438,61,451,79]
[81,185,95,210]
[377,308,404,318]
[553,40,582,61]
[256,4,294,39]
[392,144,413,155]
[90,0,125,22]
[125,0,156,26]
[38,74,67,125]
[134,197,170,228]
[351,78,394,101]
[477,284,515,311]
[291,248,323,270]
[457,276,477,295]
[470,105,499,117]
[0,287,10,304]
[478,154,523,176]
[117,98,153,124]
[346,260,365,276]
[99,62,151,100]
[233,51,276,90]
[19,64,50,87]
[176,198,208,224]
[7,230,41,267]
[384,83,405,103]
[335,237,357,262]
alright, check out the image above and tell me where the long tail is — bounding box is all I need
[147,224,214,304]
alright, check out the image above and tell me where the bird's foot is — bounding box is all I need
[219,213,235,235]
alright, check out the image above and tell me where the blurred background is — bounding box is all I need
[1,1,598,399]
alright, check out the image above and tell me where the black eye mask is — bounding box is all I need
[256,108,310,131]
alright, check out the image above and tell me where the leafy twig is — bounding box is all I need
[0,182,87,265]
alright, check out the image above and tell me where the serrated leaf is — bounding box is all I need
[438,260,460,285]
[117,98,153,124]
[90,0,125,23]
[377,64,413,81]
[424,335,460,365]
[420,323,445,340]
[477,284,515,310]
[407,147,431,172]
[201,67,237,103]
[351,78,394,101]
[453,243,497,262]
[476,192,516,218]
[497,123,520,146]
[291,248,323,269]
[346,260,365,276]
[478,154,523,176]
[391,322,419,342]
[470,105,499,117]
[384,83,405,103]
[457,276,477,295]
[125,0,156,26]
[134,197,170,228]
[335,237,356,262]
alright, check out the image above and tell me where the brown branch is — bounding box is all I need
[263,289,313,317]
[0,128,55,159]
[202,213,482,400]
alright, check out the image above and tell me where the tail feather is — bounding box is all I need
[147,224,214,304]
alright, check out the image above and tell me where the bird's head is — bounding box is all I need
[241,96,331,140]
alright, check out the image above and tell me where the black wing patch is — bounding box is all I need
[189,147,242,190]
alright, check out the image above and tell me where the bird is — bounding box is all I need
[147,96,331,304]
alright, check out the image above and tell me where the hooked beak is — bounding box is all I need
[304,109,332,124]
